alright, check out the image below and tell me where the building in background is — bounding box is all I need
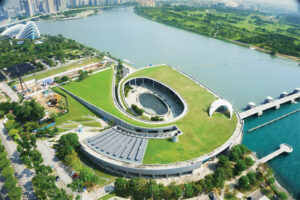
[138,0,155,7]
[20,0,35,16]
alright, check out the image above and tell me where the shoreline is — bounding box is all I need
[134,8,300,64]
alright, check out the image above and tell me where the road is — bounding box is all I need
[36,140,74,196]
[0,83,19,102]
[0,120,35,200]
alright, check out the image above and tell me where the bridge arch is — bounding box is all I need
[209,99,233,119]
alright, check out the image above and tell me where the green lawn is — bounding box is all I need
[52,87,97,127]
[61,66,237,164]
[98,193,116,200]
[23,57,100,82]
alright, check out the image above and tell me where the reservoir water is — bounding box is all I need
[37,7,300,198]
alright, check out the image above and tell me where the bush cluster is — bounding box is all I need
[131,104,144,116]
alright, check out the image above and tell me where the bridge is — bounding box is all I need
[240,91,300,119]
[259,143,293,163]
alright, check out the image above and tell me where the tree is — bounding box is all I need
[8,129,19,137]
[5,120,17,131]
[78,70,88,81]
[184,183,194,198]
[213,168,226,189]
[4,176,17,190]
[57,133,79,160]
[267,177,275,185]
[246,172,256,185]
[146,179,161,200]
[218,155,230,168]
[24,121,39,132]
[0,158,11,168]
[238,176,250,189]
[245,156,254,166]
[277,191,288,200]
[8,186,22,200]
[61,76,69,82]
[54,77,62,83]
[234,159,247,175]
[79,167,99,187]
[14,100,45,123]
[115,177,128,197]
[0,110,5,118]
[168,182,182,199]
[2,166,14,179]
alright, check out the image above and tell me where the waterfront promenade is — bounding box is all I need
[240,92,300,119]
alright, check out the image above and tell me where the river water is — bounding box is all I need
[36,7,300,198]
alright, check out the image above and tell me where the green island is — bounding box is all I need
[135,6,300,60]
[61,65,237,164]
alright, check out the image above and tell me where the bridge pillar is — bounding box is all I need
[291,99,295,104]
[257,110,263,116]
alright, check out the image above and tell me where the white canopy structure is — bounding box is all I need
[1,21,40,39]
[209,99,233,119]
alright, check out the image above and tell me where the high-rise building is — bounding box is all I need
[138,0,155,7]
[45,0,55,13]
[20,0,35,16]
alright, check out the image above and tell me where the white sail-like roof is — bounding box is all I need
[16,21,40,39]
[209,99,233,119]
[1,21,40,40]
[0,24,24,37]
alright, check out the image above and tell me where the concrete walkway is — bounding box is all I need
[0,83,19,102]
[0,120,35,200]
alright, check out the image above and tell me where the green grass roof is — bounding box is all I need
[61,65,237,164]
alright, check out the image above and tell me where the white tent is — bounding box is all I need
[209,99,233,119]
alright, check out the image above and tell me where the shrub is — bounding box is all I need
[131,104,144,116]
[0,110,5,118]
[277,191,288,200]
[245,156,254,166]
[238,176,250,189]
[151,116,163,121]
[246,172,256,185]
[267,177,275,185]
[8,129,19,137]
[61,76,69,82]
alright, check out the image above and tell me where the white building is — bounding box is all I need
[1,21,41,39]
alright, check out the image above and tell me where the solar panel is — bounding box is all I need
[85,128,148,163]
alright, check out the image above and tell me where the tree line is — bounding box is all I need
[114,144,288,200]
[0,101,72,199]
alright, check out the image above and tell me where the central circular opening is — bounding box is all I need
[138,93,168,116]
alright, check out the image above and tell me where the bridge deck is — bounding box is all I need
[259,144,293,163]
[240,92,300,119]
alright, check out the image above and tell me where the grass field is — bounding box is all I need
[62,66,237,164]
[52,87,98,127]
[135,7,300,59]
[23,57,100,82]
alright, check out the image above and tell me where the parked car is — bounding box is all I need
[209,192,216,200]
[247,197,253,200]
[72,173,78,180]
[55,176,60,181]
[69,171,76,177]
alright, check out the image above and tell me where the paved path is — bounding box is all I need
[36,140,74,196]
[259,143,293,163]
[0,120,35,200]
[0,83,19,102]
